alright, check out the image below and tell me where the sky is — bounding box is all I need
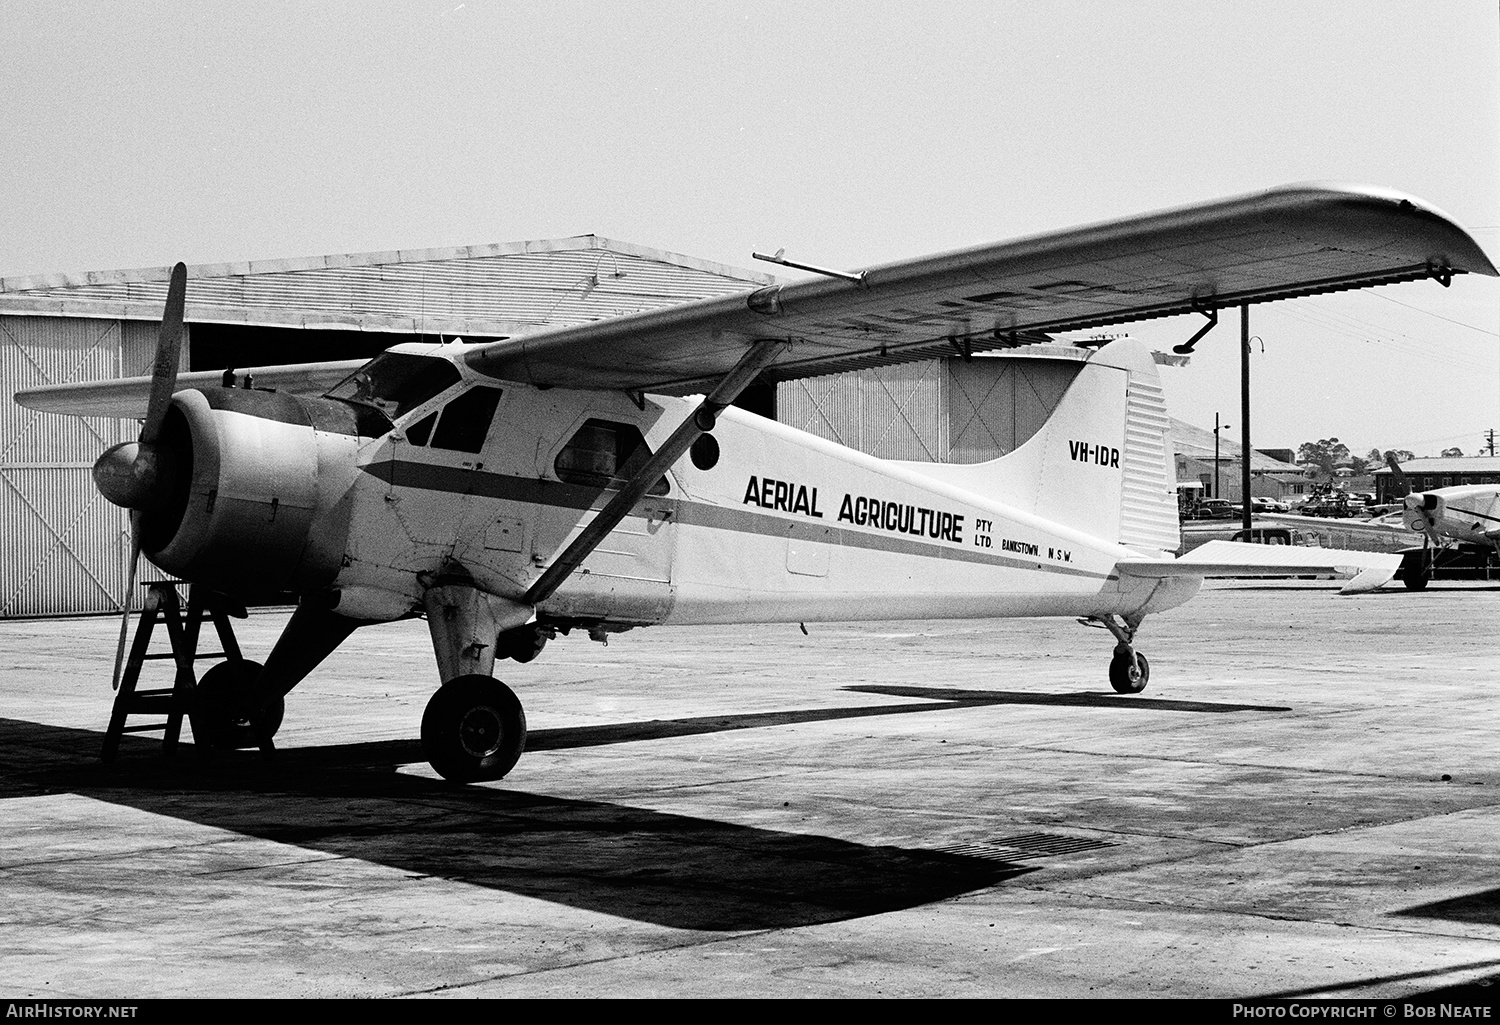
[2,0,1497,456]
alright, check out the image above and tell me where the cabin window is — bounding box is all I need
[405,411,437,447]
[431,387,503,453]
[555,419,668,495]
[326,353,462,419]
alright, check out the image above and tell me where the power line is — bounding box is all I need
[1366,290,1499,337]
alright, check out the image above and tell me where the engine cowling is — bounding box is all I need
[138,388,381,594]
[1403,492,1443,533]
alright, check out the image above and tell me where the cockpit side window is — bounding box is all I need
[405,410,437,447]
[431,387,503,453]
[554,418,669,495]
[325,353,462,420]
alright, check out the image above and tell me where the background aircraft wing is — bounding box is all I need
[466,182,1497,394]
[14,359,369,419]
[1118,540,1401,594]
[1259,512,1410,538]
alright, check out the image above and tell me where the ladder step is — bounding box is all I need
[137,650,228,663]
[125,693,187,710]
[101,583,241,763]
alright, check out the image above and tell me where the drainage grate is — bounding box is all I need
[932,832,1119,861]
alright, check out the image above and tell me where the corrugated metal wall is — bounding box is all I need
[779,360,948,461]
[1,316,126,616]
[0,316,179,616]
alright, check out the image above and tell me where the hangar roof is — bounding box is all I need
[0,235,775,337]
[1171,420,1303,472]
[1373,457,1500,475]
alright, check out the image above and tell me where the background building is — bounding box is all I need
[1170,423,1306,505]
[1373,457,1500,503]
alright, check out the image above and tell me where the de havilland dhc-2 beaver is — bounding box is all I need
[14,183,1496,782]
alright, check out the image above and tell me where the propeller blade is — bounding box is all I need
[110,512,143,691]
[139,262,187,446]
[1385,453,1412,498]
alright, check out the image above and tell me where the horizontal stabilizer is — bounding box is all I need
[1117,540,1400,594]
[15,359,369,418]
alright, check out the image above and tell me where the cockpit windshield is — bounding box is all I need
[325,353,463,420]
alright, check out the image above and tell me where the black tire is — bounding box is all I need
[191,659,283,750]
[1403,575,1429,591]
[1109,651,1149,694]
[421,675,527,783]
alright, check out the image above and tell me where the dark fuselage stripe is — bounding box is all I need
[361,460,1109,580]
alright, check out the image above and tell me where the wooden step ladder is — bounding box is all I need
[100,581,254,762]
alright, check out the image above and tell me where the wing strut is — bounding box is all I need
[522,338,789,607]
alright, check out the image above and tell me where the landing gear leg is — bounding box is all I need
[420,577,533,782]
[1086,613,1150,694]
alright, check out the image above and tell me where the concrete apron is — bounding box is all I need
[2,580,1499,998]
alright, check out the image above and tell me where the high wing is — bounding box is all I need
[1117,540,1401,595]
[13,182,1495,419]
[15,359,368,419]
[466,183,1497,394]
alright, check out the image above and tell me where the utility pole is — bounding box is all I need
[1214,412,1231,499]
[1240,306,1252,533]
[1487,428,1496,457]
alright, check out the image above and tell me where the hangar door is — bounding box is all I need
[0,316,172,617]
[777,353,1084,464]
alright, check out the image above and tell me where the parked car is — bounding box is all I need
[1248,496,1290,513]
[1298,493,1359,518]
[1232,526,1305,545]
[1190,499,1237,519]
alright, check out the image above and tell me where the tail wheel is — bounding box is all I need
[191,659,284,750]
[1109,651,1149,694]
[421,675,527,783]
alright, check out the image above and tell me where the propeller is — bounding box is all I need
[1384,453,1412,499]
[93,263,187,689]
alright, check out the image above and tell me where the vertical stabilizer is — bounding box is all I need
[907,339,1180,552]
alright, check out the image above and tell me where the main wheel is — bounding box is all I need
[1108,650,1150,694]
[191,659,284,750]
[1403,574,1429,591]
[421,675,527,783]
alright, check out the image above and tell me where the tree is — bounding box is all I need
[1372,449,1415,467]
[1298,437,1350,477]
[1441,446,1464,458]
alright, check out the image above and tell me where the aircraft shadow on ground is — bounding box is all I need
[0,688,1285,927]
[1393,888,1500,927]
[1,717,1032,931]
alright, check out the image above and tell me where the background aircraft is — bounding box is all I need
[14,183,1494,782]
[1268,456,1500,589]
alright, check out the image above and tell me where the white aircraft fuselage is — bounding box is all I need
[141,340,1199,641]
